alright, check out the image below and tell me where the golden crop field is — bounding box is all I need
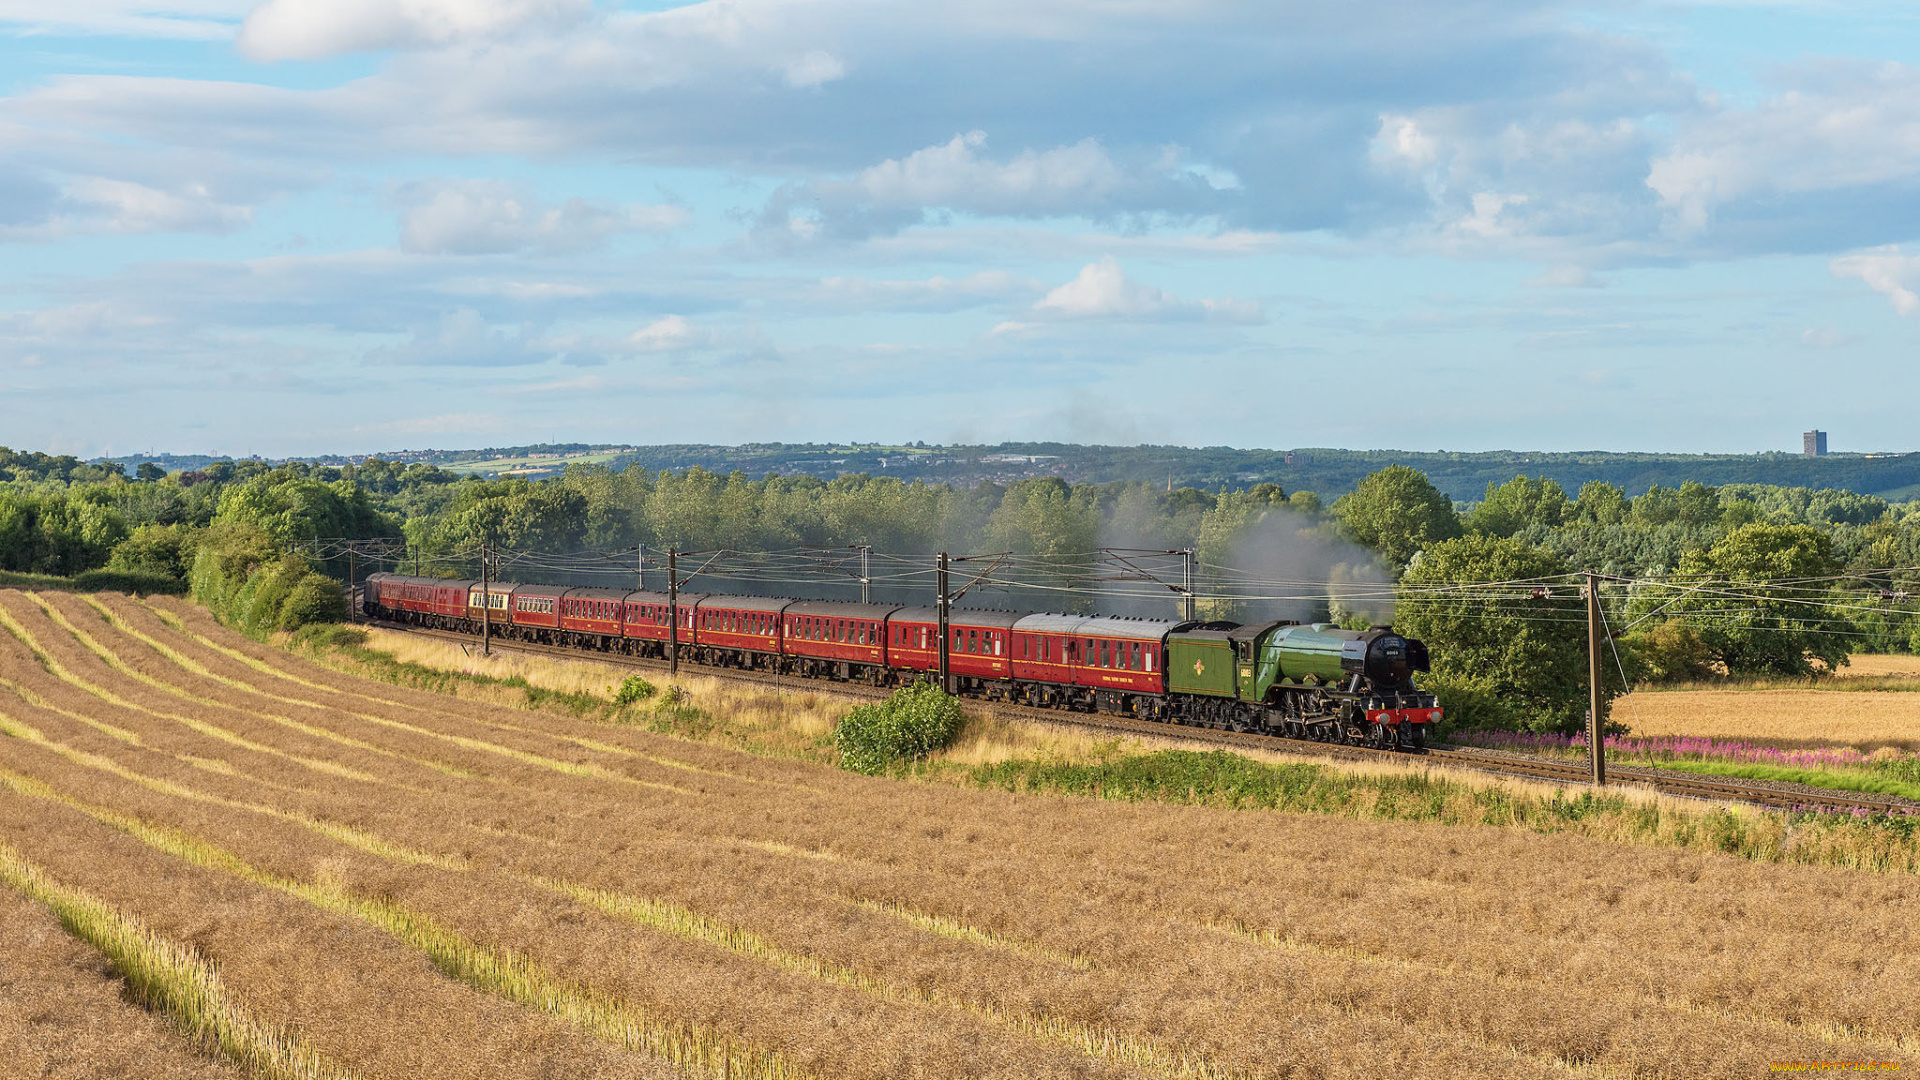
[1,589,1915,1080]
[1619,654,1920,749]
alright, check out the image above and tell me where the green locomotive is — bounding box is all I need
[1165,621,1439,748]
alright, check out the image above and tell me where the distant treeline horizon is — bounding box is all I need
[90,442,1920,504]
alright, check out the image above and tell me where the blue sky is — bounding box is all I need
[5,0,1920,458]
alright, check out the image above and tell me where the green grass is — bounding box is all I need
[968,750,1920,872]
[1639,757,1920,801]
[0,569,186,595]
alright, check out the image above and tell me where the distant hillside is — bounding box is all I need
[590,444,1920,503]
[96,443,1920,502]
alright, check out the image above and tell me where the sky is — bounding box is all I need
[5,0,1920,459]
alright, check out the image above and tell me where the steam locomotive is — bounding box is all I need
[363,573,1441,749]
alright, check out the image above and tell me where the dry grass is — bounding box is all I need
[6,590,1917,1077]
[360,627,642,699]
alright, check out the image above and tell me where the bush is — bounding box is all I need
[835,680,964,775]
[1629,619,1716,684]
[614,675,657,705]
[106,523,197,584]
[189,522,346,636]
[71,568,188,596]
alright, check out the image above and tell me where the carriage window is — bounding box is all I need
[1146,650,1156,672]
[1131,642,1142,670]
[993,634,1002,657]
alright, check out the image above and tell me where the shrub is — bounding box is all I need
[835,680,964,775]
[71,568,189,596]
[1630,619,1716,684]
[614,675,657,705]
[105,523,197,584]
[189,522,345,636]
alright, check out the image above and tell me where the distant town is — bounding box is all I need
[93,437,1920,502]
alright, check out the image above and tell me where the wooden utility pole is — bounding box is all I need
[937,552,952,694]
[1587,570,1605,785]
[480,538,492,657]
[667,548,679,676]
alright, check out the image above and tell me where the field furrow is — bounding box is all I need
[0,785,689,1080]
[7,590,1914,1078]
[0,752,1158,1080]
[0,881,248,1080]
[44,592,748,797]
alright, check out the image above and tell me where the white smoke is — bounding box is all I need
[1224,510,1396,627]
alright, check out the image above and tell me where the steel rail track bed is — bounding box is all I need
[360,618,1919,817]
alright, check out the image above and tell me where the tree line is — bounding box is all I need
[6,453,1916,734]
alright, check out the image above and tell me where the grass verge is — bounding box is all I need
[969,749,1920,873]
[1645,758,1920,802]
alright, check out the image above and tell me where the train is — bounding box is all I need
[362,573,1442,749]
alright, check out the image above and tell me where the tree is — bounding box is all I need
[1468,475,1569,537]
[1332,466,1462,568]
[1398,534,1617,734]
[1571,481,1628,526]
[1654,523,1850,677]
[107,524,197,582]
[135,462,167,482]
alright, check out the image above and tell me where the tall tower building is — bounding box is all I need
[1803,430,1827,456]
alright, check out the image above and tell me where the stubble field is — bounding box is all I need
[0,588,1914,1079]
[1620,654,1920,749]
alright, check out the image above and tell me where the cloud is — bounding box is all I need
[14,0,1697,256]
[238,0,589,61]
[758,131,1232,241]
[0,0,248,40]
[0,172,256,241]
[396,179,687,255]
[1030,257,1262,322]
[783,50,847,89]
[812,271,1040,312]
[624,314,710,352]
[370,307,541,366]
[1832,246,1920,316]
[356,411,508,437]
[1647,62,1920,250]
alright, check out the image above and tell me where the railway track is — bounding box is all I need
[358,619,1920,817]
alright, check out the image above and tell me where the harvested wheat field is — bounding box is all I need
[1615,654,1920,750]
[0,589,1915,1080]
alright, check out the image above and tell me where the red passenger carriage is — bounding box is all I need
[782,601,898,678]
[886,607,1021,692]
[690,595,789,668]
[556,587,628,647]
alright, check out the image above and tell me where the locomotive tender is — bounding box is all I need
[363,573,1441,749]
